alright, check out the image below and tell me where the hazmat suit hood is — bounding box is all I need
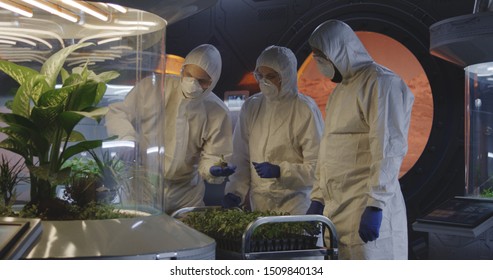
[255,45,298,100]
[308,20,373,81]
[182,44,222,99]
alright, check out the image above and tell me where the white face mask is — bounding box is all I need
[181,77,204,99]
[259,78,279,99]
[314,56,335,79]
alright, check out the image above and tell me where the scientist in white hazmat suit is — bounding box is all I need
[106,44,235,214]
[307,20,414,259]
[223,45,323,215]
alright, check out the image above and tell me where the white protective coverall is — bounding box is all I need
[106,44,233,214]
[309,20,414,259]
[225,46,324,215]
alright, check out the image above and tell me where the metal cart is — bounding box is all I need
[172,207,338,260]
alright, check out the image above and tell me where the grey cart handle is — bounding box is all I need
[242,214,338,259]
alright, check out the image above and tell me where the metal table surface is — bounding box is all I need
[25,213,215,260]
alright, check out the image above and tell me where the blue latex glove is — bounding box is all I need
[306,201,324,215]
[222,193,241,209]
[358,207,383,243]
[210,165,236,177]
[252,162,280,178]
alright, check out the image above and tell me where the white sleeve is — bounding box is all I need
[105,80,144,141]
[364,76,414,209]
[279,100,324,190]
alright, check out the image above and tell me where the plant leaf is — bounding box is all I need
[62,72,84,89]
[57,107,109,136]
[60,68,70,82]
[11,85,32,118]
[0,126,30,142]
[67,130,86,142]
[0,112,37,131]
[0,113,49,157]
[30,75,51,105]
[31,103,64,129]
[78,106,109,121]
[0,59,39,85]
[95,71,120,83]
[67,82,99,111]
[0,139,29,160]
[61,140,103,164]
[28,164,71,185]
[85,106,110,116]
[95,83,107,105]
[11,75,47,117]
[37,87,70,108]
[40,42,93,88]
[57,111,84,134]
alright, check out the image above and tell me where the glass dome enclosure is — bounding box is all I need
[428,2,493,200]
[465,62,493,198]
[0,1,167,215]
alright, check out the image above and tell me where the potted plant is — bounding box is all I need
[0,42,120,219]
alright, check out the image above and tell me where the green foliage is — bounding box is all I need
[0,42,119,206]
[62,157,100,179]
[182,209,321,240]
[0,155,27,215]
[480,188,493,198]
[17,200,136,220]
[77,202,136,220]
[61,154,127,207]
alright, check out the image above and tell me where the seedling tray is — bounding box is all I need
[172,207,338,260]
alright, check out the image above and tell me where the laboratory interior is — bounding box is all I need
[1,0,493,260]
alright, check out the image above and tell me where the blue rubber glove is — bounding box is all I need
[306,201,324,215]
[252,162,280,178]
[210,165,236,177]
[222,193,241,209]
[358,207,383,243]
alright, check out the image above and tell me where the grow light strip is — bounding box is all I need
[0,34,36,46]
[78,31,129,44]
[21,0,79,23]
[114,19,158,27]
[0,39,16,44]
[0,0,32,17]
[0,27,64,47]
[61,0,108,21]
[82,23,149,31]
[107,3,126,13]
[0,30,52,48]
[97,36,121,45]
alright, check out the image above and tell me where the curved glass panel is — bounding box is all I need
[0,1,167,215]
[465,62,493,198]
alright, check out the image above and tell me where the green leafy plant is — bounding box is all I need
[0,42,119,214]
[62,157,100,179]
[61,153,127,207]
[0,155,27,216]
